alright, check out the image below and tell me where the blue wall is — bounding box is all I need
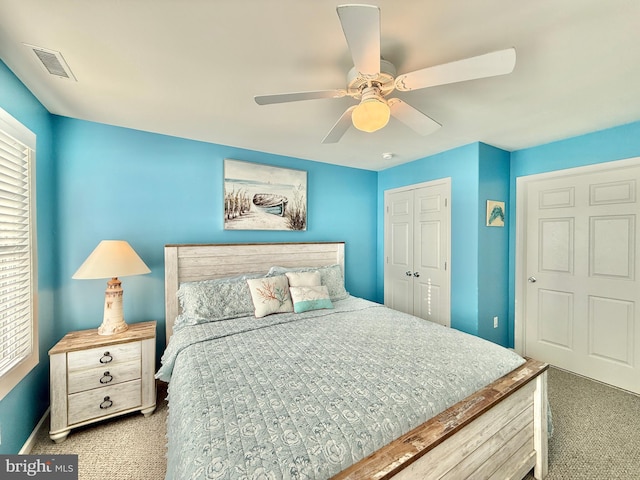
[0,62,57,454]
[507,120,640,346]
[477,144,510,344]
[53,116,378,349]
[377,143,481,335]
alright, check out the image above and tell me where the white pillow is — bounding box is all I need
[268,264,349,301]
[246,275,293,318]
[285,270,321,287]
[289,285,333,313]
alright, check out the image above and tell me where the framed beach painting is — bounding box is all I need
[224,159,307,231]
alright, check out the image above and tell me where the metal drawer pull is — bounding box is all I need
[100,371,113,384]
[99,396,113,409]
[100,352,113,364]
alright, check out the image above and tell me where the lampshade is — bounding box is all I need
[73,240,150,336]
[73,240,150,279]
[352,86,390,133]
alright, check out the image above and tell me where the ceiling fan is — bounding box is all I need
[254,4,516,144]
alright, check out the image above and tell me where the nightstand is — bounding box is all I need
[49,321,156,443]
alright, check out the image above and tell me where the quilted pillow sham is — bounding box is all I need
[175,273,262,328]
[268,264,349,301]
[289,285,333,313]
[246,275,294,318]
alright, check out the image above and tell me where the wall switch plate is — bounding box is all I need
[493,316,499,328]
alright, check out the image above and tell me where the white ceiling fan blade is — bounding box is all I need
[322,106,356,144]
[388,98,441,136]
[337,4,380,76]
[395,48,516,92]
[255,89,346,105]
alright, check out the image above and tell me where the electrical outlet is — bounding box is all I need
[493,316,499,328]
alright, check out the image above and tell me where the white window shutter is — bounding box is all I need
[0,126,34,379]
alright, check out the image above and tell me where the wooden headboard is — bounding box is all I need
[164,242,345,341]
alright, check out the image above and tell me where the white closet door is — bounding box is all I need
[385,179,450,326]
[413,184,450,326]
[384,188,414,315]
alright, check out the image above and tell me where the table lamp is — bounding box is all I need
[73,240,151,335]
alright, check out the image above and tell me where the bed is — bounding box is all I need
[158,242,548,479]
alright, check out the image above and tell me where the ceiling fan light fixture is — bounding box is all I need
[352,87,390,133]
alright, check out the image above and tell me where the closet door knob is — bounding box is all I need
[406,271,412,276]
[528,276,537,283]
[413,272,420,278]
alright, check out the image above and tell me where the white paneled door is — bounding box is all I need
[384,179,451,327]
[518,159,640,394]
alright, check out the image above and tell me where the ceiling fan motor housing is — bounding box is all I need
[347,59,397,98]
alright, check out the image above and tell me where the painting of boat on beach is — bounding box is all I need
[224,159,307,230]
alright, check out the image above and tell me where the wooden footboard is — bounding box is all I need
[334,358,548,480]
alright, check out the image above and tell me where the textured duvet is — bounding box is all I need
[157,297,525,480]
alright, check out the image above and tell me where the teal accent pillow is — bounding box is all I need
[289,285,334,313]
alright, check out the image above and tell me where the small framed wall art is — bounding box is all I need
[486,200,505,227]
[224,159,307,231]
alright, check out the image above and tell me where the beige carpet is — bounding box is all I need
[31,382,168,480]
[524,368,640,480]
[30,368,640,479]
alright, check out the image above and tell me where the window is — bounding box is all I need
[0,107,37,401]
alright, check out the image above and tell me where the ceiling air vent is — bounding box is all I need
[23,44,77,81]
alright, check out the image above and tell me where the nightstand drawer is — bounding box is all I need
[68,379,142,425]
[68,341,141,371]
[67,359,141,394]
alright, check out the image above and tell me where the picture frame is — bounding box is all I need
[224,159,307,231]
[486,200,505,227]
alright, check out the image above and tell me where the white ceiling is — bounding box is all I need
[0,0,639,171]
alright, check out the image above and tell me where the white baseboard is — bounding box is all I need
[19,407,49,454]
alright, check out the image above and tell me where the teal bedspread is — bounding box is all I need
[157,297,525,480]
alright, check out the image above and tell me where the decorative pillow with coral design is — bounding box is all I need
[246,275,294,318]
[289,285,333,313]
